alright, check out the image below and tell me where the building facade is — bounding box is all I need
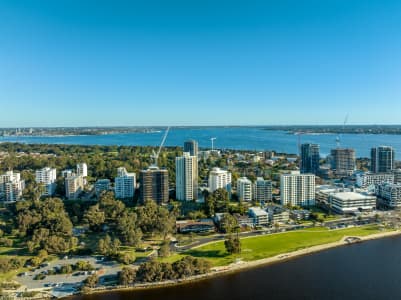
[0,171,25,201]
[356,172,394,189]
[330,148,356,176]
[114,168,136,199]
[300,143,320,174]
[176,152,198,201]
[280,171,315,207]
[371,146,395,173]
[208,167,232,193]
[376,182,401,208]
[65,175,84,200]
[254,177,272,203]
[35,167,57,196]
[94,179,110,197]
[76,163,88,177]
[139,167,169,204]
[184,140,199,157]
[237,177,252,202]
[329,191,376,214]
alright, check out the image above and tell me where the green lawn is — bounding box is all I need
[163,225,388,266]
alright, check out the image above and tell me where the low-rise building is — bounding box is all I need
[376,182,401,208]
[356,172,394,189]
[329,191,376,214]
[234,214,254,228]
[290,210,311,221]
[248,207,269,226]
[176,219,215,233]
[266,205,290,224]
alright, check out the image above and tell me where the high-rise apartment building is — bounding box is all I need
[65,175,84,200]
[300,143,320,174]
[237,177,252,202]
[139,167,169,204]
[254,177,272,203]
[330,148,356,176]
[184,140,199,157]
[371,146,395,173]
[208,167,232,193]
[280,171,315,207]
[176,152,198,201]
[0,171,25,201]
[114,167,136,199]
[35,167,57,196]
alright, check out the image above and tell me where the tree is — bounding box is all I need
[84,274,99,288]
[137,200,175,238]
[220,214,238,233]
[118,267,136,285]
[83,204,105,232]
[99,191,125,221]
[224,234,241,254]
[97,235,121,257]
[158,241,170,258]
[116,210,142,247]
[117,252,136,265]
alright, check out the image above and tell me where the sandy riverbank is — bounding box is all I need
[68,229,401,299]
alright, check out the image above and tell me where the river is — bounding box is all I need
[2,127,401,157]
[69,235,401,300]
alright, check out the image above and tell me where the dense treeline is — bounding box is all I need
[0,190,177,260]
[118,256,211,286]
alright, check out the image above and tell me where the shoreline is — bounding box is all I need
[67,229,401,299]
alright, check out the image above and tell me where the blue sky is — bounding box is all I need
[1,0,401,126]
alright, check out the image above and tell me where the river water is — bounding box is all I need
[70,235,401,300]
[2,127,401,157]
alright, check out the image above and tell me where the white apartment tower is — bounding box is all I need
[115,167,136,199]
[208,167,232,193]
[176,152,198,201]
[35,167,57,196]
[237,177,252,202]
[0,171,25,202]
[280,171,315,207]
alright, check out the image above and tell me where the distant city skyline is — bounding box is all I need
[1,0,401,126]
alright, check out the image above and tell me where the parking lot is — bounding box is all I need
[16,256,121,290]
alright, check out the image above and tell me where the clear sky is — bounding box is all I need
[1,0,401,127]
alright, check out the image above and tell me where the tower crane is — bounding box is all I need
[150,127,170,168]
[210,137,216,151]
[336,114,349,148]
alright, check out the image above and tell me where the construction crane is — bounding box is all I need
[210,137,216,151]
[295,131,304,170]
[336,114,349,148]
[150,127,170,168]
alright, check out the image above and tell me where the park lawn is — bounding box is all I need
[165,225,387,267]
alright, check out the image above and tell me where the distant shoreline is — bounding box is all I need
[3,125,401,138]
[65,230,401,299]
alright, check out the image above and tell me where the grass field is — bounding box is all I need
[163,225,388,266]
